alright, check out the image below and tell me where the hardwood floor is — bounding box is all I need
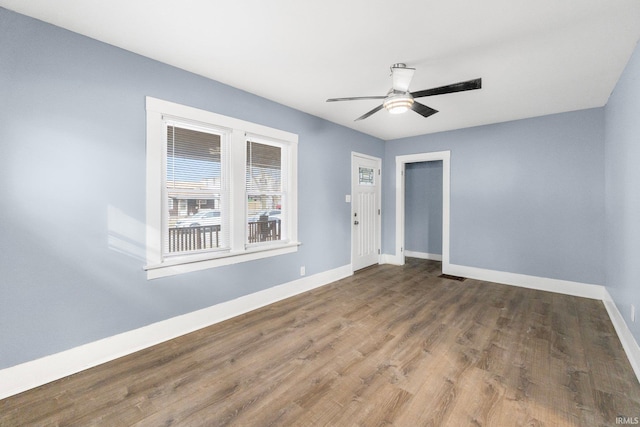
[2,259,639,426]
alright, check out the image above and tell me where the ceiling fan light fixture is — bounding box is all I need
[326,63,481,121]
[383,93,414,114]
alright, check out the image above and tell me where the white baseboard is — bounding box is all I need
[380,256,603,300]
[445,263,606,300]
[382,257,639,383]
[602,289,640,382]
[444,263,639,383]
[380,253,403,265]
[0,264,353,400]
[404,250,443,261]
[3,260,638,399]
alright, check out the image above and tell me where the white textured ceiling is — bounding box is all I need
[2,0,640,140]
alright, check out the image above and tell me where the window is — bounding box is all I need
[358,166,375,185]
[145,97,298,279]
[166,123,226,254]
[246,138,286,245]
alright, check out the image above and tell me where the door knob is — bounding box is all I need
[354,220,359,225]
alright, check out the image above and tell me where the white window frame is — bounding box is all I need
[145,97,299,279]
[245,134,290,248]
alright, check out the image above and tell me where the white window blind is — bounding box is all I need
[246,139,285,244]
[165,123,227,255]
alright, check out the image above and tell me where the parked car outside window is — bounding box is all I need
[175,209,221,228]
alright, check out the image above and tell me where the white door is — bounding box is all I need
[352,153,381,271]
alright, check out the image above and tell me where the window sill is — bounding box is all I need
[145,242,301,280]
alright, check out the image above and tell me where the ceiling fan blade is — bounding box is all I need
[355,104,384,121]
[392,66,415,92]
[411,78,482,99]
[411,102,439,118]
[326,96,386,102]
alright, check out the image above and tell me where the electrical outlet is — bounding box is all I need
[300,266,306,277]
[632,304,636,323]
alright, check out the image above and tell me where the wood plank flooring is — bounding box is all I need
[2,259,639,426]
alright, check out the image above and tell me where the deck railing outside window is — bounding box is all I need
[167,219,281,253]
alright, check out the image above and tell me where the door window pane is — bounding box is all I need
[359,167,375,185]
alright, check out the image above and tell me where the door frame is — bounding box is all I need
[351,152,382,271]
[395,151,450,268]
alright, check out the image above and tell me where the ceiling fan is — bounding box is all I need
[326,63,482,121]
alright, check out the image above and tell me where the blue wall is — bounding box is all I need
[605,40,640,344]
[0,8,384,369]
[3,5,638,372]
[404,161,443,255]
[385,108,606,286]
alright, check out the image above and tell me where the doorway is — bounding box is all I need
[395,151,450,268]
[351,152,381,271]
[404,161,443,261]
